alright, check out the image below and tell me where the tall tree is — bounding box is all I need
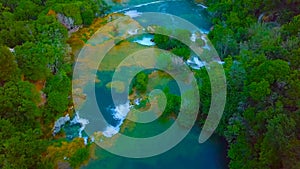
[0,46,18,84]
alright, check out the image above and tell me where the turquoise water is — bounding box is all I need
[80,1,229,168]
[108,0,212,33]
[82,70,228,169]
[83,128,227,169]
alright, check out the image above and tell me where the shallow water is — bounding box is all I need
[78,1,228,168]
[80,69,228,169]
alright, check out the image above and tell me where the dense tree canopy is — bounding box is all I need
[0,46,18,84]
[203,0,300,168]
[0,0,109,168]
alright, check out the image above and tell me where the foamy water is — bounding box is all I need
[71,112,90,144]
[103,125,120,137]
[187,56,206,69]
[102,101,131,137]
[190,33,197,42]
[124,10,142,18]
[201,34,210,50]
[133,37,156,46]
[114,1,165,13]
[197,3,208,9]
[186,56,225,70]
[134,98,142,105]
[112,102,131,120]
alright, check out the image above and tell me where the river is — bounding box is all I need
[77,0,228,168]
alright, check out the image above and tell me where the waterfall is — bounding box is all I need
[124,10,142,18]
[258,13,265,23]
[52,114,70,136]
[201,34,210,50]
[70,112,89,144]
[133,36,156,46]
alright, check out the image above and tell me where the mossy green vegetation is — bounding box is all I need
[153,27,192,61]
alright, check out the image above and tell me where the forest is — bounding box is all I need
[0,0,109,168]
[0,0,299,169]
[204,0,300,168]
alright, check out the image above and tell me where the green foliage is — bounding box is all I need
[14,0,42,20]
[208,25,238,58]
[206,1,300,168]
[69,147,90,168]
[195,68,211,116]
[51,0,110,26]
[259,114,296,168]
[15,42,51,81]
[53,3,83,25]
[282,14,300,37]
[227,135,257,169]
[247,23,287,59]
[0,119,48,169]
[248,60,290,84]
[132,71,149,93]
[162,92,181,117]
[247,80,270,102]
[44,70,71,94]
[0,11,34,47]
[47,91,69,114]
[0,0,19,11]
[171,47,191,61]
[153,27,192,60]
[0,46,18,84]
[34,15,68,44]
[0,81,40,126]
[43,70,71,118]
[81,8,94,25]
[0,0,111,168]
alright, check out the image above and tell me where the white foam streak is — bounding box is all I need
[124,10,142,18]
[197,3,208,9]
[112,101,131,120]
[71,112,89,139]
[201,34,210,50]
[187,56,225,70]
[102,101,131,138]
[103,125,119,137]
[114,1,165,13]
[133,37,156,46]
[134,98,142,105]
[83,137,88,145]
[187,56,206,69]
[190,33,197,42]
